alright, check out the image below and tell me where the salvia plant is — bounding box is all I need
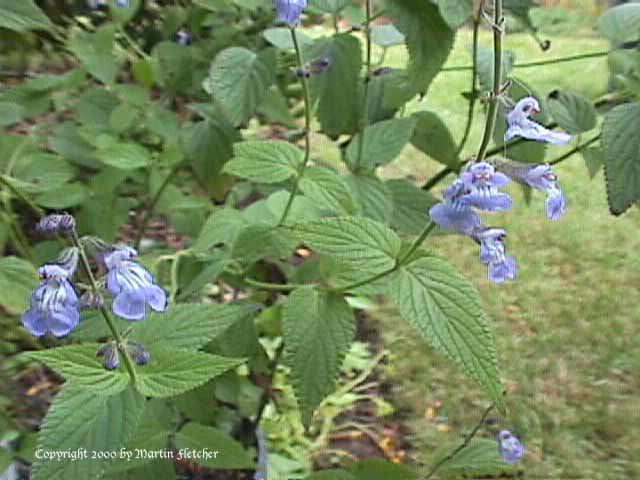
[0,0,636,479]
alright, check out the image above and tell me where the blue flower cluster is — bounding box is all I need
[497,430,525,464]
[21,215,166,338]
[274,0,307,28]
[430,98,569,283]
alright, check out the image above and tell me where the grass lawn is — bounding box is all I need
[371,29,640,480]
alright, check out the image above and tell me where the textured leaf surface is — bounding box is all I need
[598,4,640,46]
[411,111,460,168]
[307,34,362,137]
[437,0,474,29]
[232,223,298,262]
[24,344,130,395]
[349,458,417,480]
[130,303,257,350]
[387,255,502,405]
[435,438,516,479]
[0,256,37,315]
[96,141,151,170]
[345,174,393,224]
[136,348,244,398]
[193,208,248,253]
[204,47,275,125]
[291,217,401,276]
[299,167,357,215]
[69,26,120,85]
[385,0,455,93]
[283,288,356,426]
[345,117,417,170]
[547,90,597,134]
[0,0,53,32]
[602,102,640,215]
[175,423,254,469]
[31,384,145,480]
[224,140,303,183]
[387,179,438,235]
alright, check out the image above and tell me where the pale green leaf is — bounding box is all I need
[0,0,53,32]
[135,348,244,398]
[345,174,393,224]
[437,0,474,29]
[385,0,455,93]
[345,117,417,170]
[35,183,89,209]
[223,140,303,183]
[371,24,405,47]
[130,303,258,350]
[411,111,460,168]
[174,423,254,469]
[232,223,297,262]
[387,254,502,405]
[31,383,145,480]
[96,141,152,170]
[299,166,358,215]
[12,153,76,194]
[69,26,120,85]
[193,208,249,253]
[547,90,597,134]
[204,47,276,125]
[602,102,640,215]
[0,256,38,315]
[263,27,313,49]
[309,0,351,13]
[598,4,640,46]
[291,217,401,276]
[24,344,130,395]
[283,288,356,426]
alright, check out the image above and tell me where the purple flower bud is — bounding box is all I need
[176,30,192,46]
[126,341,151,366]
[96,343,120,371]
[36,213,76,234]
[472,227,517,284]
[460,162,512,212]
[104,247,167,321]
[505,97,571,145]
[497,430,525,464]
[80,290,104,310]
[497,161,567,221]
[429,180,482,236]
[295,68,310,78]
[274,0,307,28]
[310,56,331,74]
[21,265,79,337]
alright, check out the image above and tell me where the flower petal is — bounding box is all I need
[112,290,147,321]
[48,308,80,337]
[488,257,517,284]
[147,285,167,312]
[429,203,481,236]
[21,309,48,337]
[546,187,567,221]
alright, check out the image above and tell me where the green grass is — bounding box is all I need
[372,30,640,480]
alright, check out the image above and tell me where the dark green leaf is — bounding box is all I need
[598,4,640,46]
[387,179,438,235]
[547,90,597,134]
[299,166,358,215]
[224,140,303,183]
[0,256,38,315]
[437,0,474,29]
[0,0,53,32]
[175,423,254,469]
[411,111,460,168]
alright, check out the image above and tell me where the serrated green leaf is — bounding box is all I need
[598,4,640,46]
[291,217,401,276]
[31,383,145,480]
[24,344,130,395]
[0,0,53,33]
[193,208,249,253]
[387,254,502,405]
[69,26,120,85]
[435,438,517,479]
[602,102,640,215]
[411,111,460,168]
[387,179,438,235]
[12,153,76,194]
[257,88,297,127]
[307,34,362,137]
[345,174,393,224]
[96,141,151,170]
[547,90,597,134]
[224,140,303,183]
[154,41,193,95]
[204,47,276,125]
[283,288,356,427]
[130,303,257,350]
[299,166,358,215]
[232,223,297,262]
[345,117,417,170]
[582,146,603,179]
[437,0,474,29]
[385,0,455,93]
[0,256,38,315]
[174,423,254,469]
[135,348,244,398]
[35,183,89,209]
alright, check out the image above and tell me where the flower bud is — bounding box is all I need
[36,213,76,234]
[126,341,151,366]
[96,343,120,371]
[80,290,104,310]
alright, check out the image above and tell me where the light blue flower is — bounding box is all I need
[473,228,517,284]
[116,0,130,7]
[460,162,512,212]
[505,97,571,145]
[498,162,567,221]
[429,180,482,236]
[274,0,307,28]
[104,247,167,321]
[497,430,525,464]
[21,265,79,337]
[177,30,192,46]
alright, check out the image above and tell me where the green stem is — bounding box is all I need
[476,0,503,163]
[336,221,436,293]
[69,230,137,383]
[549,134,600,166]
[134,164,180,249]
[353,0,373,172]
[455,2,483,157]
[244,278,310,292]
[421,404,495,480]
[278,28,312,227]
[0,175,45,218]
[441,50,609,73]
[421,166,454,192]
